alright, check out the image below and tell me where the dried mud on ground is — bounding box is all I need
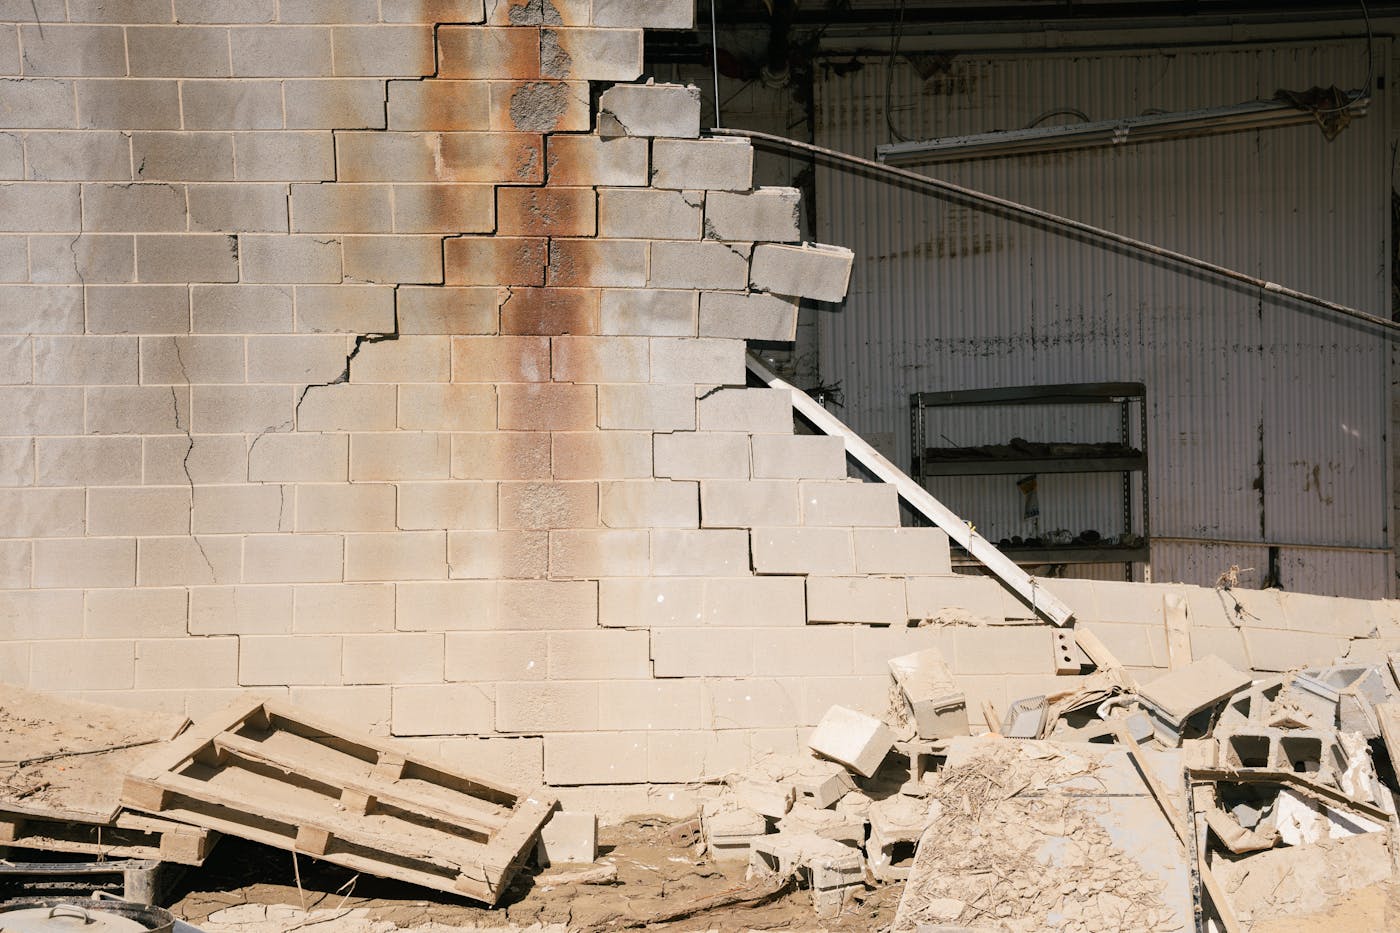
[170,819,902,932]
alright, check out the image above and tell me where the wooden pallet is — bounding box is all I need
[0,808,216,866]
[122,697,556,905]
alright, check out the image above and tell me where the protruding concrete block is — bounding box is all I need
[699,291,799,342]
[887,648,968,740]
[651,137,753,191]
[751,243,854,302]
[592,0,694,28]
[705,188,801,243]
[598,82,701,139]
[808,705,894,778]
[537,810,598,866]
[807,576,907,625]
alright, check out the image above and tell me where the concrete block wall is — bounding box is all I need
[1,1,1397,800]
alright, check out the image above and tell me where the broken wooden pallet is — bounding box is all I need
[121,697,556,905]
[0,808,215,866]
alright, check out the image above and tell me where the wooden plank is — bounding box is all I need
[746,353,1075,627]
[1074,627,1138,690]
[0,808,215,866]
[1113,722,1189,848]
[1162,593,1192,670]
[1197,852,1243,933]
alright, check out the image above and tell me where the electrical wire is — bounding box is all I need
[1312,0,1373,115]
[884,0,909,142]
[1026,108,1091,128]
[709,126,1400,337]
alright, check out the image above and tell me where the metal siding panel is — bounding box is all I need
[813,40,1388,591]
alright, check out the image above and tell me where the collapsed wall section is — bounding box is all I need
[0,0,1397,798]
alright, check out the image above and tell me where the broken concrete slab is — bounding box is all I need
[808,705,896,778]
[1138,654,1252,726]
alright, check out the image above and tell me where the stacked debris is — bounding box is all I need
[696,641,1400,930]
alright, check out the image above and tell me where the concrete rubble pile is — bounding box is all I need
[695,637,1400,930]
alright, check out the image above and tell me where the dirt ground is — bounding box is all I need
[168,819,903,932]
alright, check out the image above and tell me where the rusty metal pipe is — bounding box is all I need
[710,126,1400,337]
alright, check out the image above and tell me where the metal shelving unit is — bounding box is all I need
[910,382,1149,579]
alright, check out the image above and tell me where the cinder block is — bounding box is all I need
[706,188,801,243]
[600,288,696,336]
[546,135,648,187]
[650,730,750,783]
[0,387,82,437]
[753,627,854,676]
[81,182,186,233]
[598,680,703,730]
[452,432,552,480]
[799,480,899,527]
[193,284,293,333]
[29,234,133,283]
[395,580,497,630]
[854,528,952,575]
[497,382,596,431]
[537,810,598,865]
[297,483,398,533]
[654,432,749,480]
[905,574,1008,622]
[246,334,351,384]
[135,637,238,689]
[234,131,335,181]
[394,184,495,234]
[484,0,588,25]
[653,628,754,677]
[650,336,746,385]
[544,732,646,785]
[551,431,651,480]
[398,286,497,335]
[278,0,377,21]
[68,0,172,21]
[698,388,793,434]
[19,24,126,77]
[541,27,641,81]
[285,78,387,129]
[239,634,341,686]
[350,432,451,481]
[0,589,83,640]
[650,241,750,291]
[592,0,694,27]
[331,24,433,76]
[1243,628,1348,673]
[0,540,29,589]
[599,384,695,430]
[548,529,649,578]
[88,385,189,435]
[130,132,234,182]
[397,479,495,529]
[448,530,547,579]
[189,586,292,635]
[351,336,451,383]
[35,437,139,487]
[751,243,854,303]
[190,385,293,434]
[752,528,854,575]
[24,131,131,180]
[289,686,390,735]
[128,25,231,78]
[177,1,275,24]
[0,77,76,130]
[700,480,800,527]
[242,534,343,584]
[294,583,394,634]
[704,576,806,626]
[444,235,546,286]
[84,588,188,638]
[392,683,493,735]
[137,536,241,586]
[499,287,599,336]
[452,335,549,382]
[598,577,704,628]
[597,188,702,241]
[398,384,496,433]
[181,81,283,131]
[497,682,598,732]
[807,576,907,625]
[808,705,894,778]
[547,630,650,679]
[241,235,342,284]
[86,285,190,334]
[296,284,396,333]
[445,631,546,681]
[652,138,753,191]
[31,639,134,691]
[704,678,801,728]
[600,480,698,529]
[500,580,597,628]
[950,625,1053,675]
[139,334,244,385]
[231,25,332,77]
[546,238,647,288]
[343,632,443,684]
[343,235,443,285]
[699,291,800,342]
[33,537,134,588]
[192,484,288,534]
[344,531,447,582]
[0,285,83,333]
[33,335,137,385]
[336,131,542,184]
[598,82,700,138]
[498,186,596,237]
[650,528,750,576]
[437,25,539,79]
[552,336,648,383]
[498,481,596,530]
[247,433,348,483]
[291,183,392,233]
[489,79,589,133]
[188,183,289,233]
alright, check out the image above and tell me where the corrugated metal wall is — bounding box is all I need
[813,39,1393,596]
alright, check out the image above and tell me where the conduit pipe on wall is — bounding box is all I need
[711,127,1400,337]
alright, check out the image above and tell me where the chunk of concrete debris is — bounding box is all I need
[597,81,701,139]
[1137,654,1251,745]
[809,706,896,778]
[887,648,969,741]
[777,803,866,847]
[868,794,940,882]
[537,810,598,866]
[702,804,767,862]
[733,778,795,819]
[749,831,866,919]
[749,753,856,809]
